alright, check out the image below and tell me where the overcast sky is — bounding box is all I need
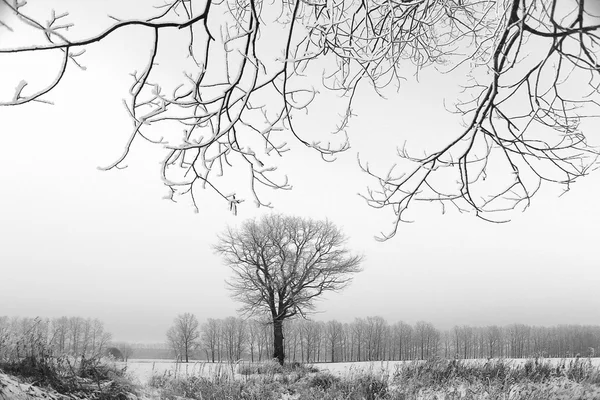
[0,0,599,343]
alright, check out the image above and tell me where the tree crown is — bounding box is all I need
[214,214,363,320]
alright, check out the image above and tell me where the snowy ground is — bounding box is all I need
[120,359,239,384]
[122,357,600,384]
[0,372,67,400]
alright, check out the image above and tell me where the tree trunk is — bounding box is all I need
[273,319,285,365]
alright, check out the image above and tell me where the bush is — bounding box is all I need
[0,352,137,398]
[353,374,388,400]
[307,372,340,390]
[105,347,125,361]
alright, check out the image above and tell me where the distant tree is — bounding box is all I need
[326,320,343,363]
[118,343,134,362]
[68,317,84,356]
[456,325,474,359]
[485,326,502,358]
[341,323,352,362]
[247,320,262,363]
[221,317,247,362]
[392,321,411,361]
[314,321,325,362]
[214,214,362,365]
[365,316,387,361]
[166,313,200,363]
[299,320,320,363]
[86,319,112,358]
[441,330,452,359]
[201,318,221,363]
[284,319,301,363]
[49,317,69,354]
[352,318,366,362]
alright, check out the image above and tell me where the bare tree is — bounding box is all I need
[49,317,69,354]
[247,319,262,363]
[166,313,200,363]
[352,318,366,362]
[214,214,362,364]
[485,325,502,358]
[299,319,320,363]
[2,1,598,233]
[68,317,84,356]
[221,317,247,362]
[326,320,343,362]
[201,318,221,362]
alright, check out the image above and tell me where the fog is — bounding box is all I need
[1,0,599,344]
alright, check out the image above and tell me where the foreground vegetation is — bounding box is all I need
[146,358,600,400]
[3,356,600,399]
[0,318,136,399]
[0,354,139,399]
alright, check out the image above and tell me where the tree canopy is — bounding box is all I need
[1,0,599,238]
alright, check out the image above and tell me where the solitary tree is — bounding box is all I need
[1,1,599,235]
[214,214,362,364]
[166,313,200,363]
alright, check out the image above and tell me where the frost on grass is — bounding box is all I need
[2,358,600,399]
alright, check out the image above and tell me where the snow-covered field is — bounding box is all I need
[122,357,600,384]
[120,359,239,384]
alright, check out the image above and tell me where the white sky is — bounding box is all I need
[0,0,599,343]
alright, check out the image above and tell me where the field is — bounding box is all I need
[121,357,600,384]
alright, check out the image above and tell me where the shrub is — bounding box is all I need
[105,347,125,361]
[353,374,388,400]
[307,372,340,390]
[0,352,137,398]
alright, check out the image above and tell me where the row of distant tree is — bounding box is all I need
[3,315,598,364]
[165,314,600,363]
[0,316,112,361]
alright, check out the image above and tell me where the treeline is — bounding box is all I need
[4,315,598,363]
[0,316,112,361]
[166,316,600,362]
[117,343,173,360]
